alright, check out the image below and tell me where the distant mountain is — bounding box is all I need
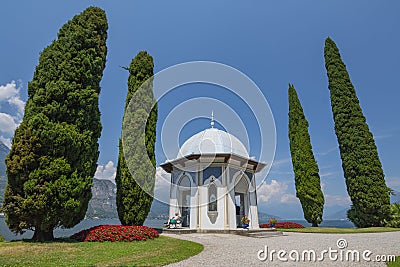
[0,141,9,177]
[86,178,118,219]
[0,142,10,205]
[391,190,400,204]
[258,212,282,224]
[324,207,349,220]
[322,190,400,220]
[147,200,169,220]
[87,181,173,220]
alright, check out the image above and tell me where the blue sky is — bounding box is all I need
[0,1,399,219]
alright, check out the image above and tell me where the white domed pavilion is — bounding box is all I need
[160,114,266,231]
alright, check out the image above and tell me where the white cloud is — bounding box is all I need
[0,112,18,134]
[155,167,170,190]
[324,194,351,207]
[316,146,337,156]
[280,193,298,204]
[94,161,117,182]
[320,182,327,191]
[154,167,171,204]
[8,96,25,116]
[0,81,26,142]
[257,179,348,207]
[320,172,336,178]
[267,158,293,176]
[0,81,25,116]
[0,81,19,102]
[0,135,11,148]
[270,158,291,167]
[269,170,293,175]
[257,179,289,203]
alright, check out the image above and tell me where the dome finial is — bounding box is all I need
[211,111,214,128]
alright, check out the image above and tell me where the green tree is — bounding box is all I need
[3,7,108,241]
[288,84,324,227]
[385,203,400,228]
[116,51,157,226]
[324,37,390,227]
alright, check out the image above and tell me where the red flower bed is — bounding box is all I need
[71,225,159,242]
[260,222,305,229]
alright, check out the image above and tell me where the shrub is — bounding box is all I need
[268,218,277,225]
[71,225,159,242]
[385,203,400,228]
[260,222,305,229]
[0,234,3,242]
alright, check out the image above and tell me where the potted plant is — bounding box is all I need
[268,218,277,227]
[241,214,250,229]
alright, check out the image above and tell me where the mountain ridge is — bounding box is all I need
[86,178,118,218]
[0,141,9,177]
[0,142,9,204]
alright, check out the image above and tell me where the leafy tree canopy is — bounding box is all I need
[3,6,108,241]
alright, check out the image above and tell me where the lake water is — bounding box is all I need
[283,219,355,228]
[0,217,354,241]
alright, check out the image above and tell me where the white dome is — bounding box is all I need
[178,128,249,158]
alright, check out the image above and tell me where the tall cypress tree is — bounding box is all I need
[288,84,324,227]
[324,38,390,227]
[116,51,157,226]
[3,7,108,241]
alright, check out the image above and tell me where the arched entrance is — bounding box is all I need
[177,175,191,227]
[234,175,249,228]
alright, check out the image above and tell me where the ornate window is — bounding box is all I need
[208,183,217,212]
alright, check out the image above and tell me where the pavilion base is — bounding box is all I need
[160,227,283,237]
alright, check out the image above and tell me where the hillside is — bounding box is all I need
[258,212,282,224]
[147,200,169,220]
[86,178,118,218]
[324,207,349,220]
[0,142,10,205]
[0,141,9,176]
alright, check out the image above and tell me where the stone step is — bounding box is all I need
[239,231,283,238]
[160,228,284,237]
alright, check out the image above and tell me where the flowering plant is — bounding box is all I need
[241,214,250,224]
[260,222,305,229]
[70,225,159,242]
[268,218,278,225]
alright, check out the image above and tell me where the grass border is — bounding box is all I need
[0,235,203,266]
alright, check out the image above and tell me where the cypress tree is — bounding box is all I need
[116,51,157,226]
[3,7,108,241]
[324,37,390,227]
[288,84,324,227]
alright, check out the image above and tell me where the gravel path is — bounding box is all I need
[163,231,400,266]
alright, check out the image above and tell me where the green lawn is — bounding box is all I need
[387,256,400,267]
[0,236,203,266]
[278,227,400,234]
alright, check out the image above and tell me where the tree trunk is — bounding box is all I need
[33,228,54,242]
[312,221,318,227]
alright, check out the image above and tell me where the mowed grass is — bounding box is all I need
[387,256,400,266]
[0,236,203,266]
[278,227,400,234]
